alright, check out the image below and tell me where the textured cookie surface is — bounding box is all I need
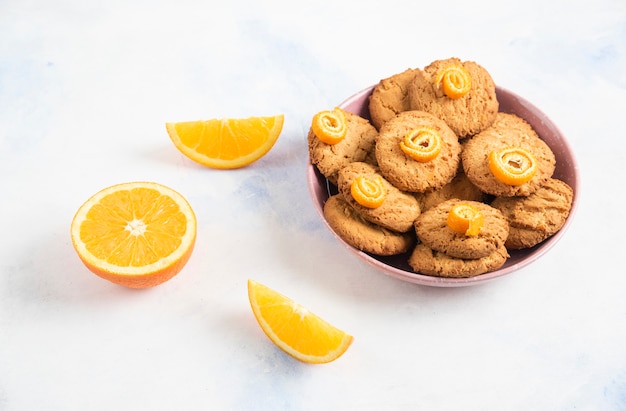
[337,162,421,233]
[323,194,415,256]
[415,199,509,260]
[415,168,485,212]
[368,68,419,130]
[408,57,498,138]
[308,110,378,185]
[408,243,509,278]
[491,178,574,249]
[462,113,556,197]
[375,110,462,193]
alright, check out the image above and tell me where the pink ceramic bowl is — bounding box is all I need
[307,85,579,287]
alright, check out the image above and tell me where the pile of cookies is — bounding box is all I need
[308,57,574,278]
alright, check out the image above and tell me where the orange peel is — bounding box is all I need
[399,126,442,162]
[350,176,386,208]
[311,108,348,145]
[447,203,484,236]
[488,146,538,186]
[434,64,472,99]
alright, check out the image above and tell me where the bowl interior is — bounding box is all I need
[307,85,579,286]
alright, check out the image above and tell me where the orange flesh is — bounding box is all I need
[175,118,270,160]
[399,127,442,162]
[80,188,186,266]
[350,176,386,208]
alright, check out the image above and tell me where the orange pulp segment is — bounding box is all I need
[311,108,348,145]
[400,126,442,162]
[166,114,284,169]
[434,64,472,99]
[447,203,484,236]
[488,146,538,185]
[351,176,386,208]
[247,279,353,364]
[70,182,197,288]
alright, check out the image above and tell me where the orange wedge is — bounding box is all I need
[70,182,197,289]
[247,279,353,364]
[166,114,284,169]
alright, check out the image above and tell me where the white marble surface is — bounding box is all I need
[1,0,625,409]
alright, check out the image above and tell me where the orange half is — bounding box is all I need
[70,182,197,288]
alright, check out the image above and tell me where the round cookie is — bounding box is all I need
[408,243,509,278]
[323,194,415,256]
[415,199,509,260]
[368,68,420,130]
[414,167,485,212]
[308,110,378,185]
[375,110,462,193]
[491,178,574,249]
[407,57,498,138]
[337,162,421,233]
[462,112,556,197]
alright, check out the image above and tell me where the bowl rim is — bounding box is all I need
[307,84,580,287]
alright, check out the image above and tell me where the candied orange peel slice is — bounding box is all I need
[399,126,442,162]
[488,146,538,186]
[434,64,472,99]
[447,203,484,236]
[350,176,386,208]
[311,108,348,145]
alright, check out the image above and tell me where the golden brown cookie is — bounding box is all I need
[461,113,556,197]
[308,110,378,185]
[323,194,415,256]
[337,162,421,233]
[407,57,498,138]
[375,110,462,193]
[414,168,485,212]
[368,68,420,130]
[408,243,509,278]
[414,199,509,260]
[491,178,574,249]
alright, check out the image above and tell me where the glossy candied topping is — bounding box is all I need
[488,146,538,186]
[350,176,386,208]
[447,203,484,236]
[434,64,472,99]
[399,126,442,162]
[311,108,348,145]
